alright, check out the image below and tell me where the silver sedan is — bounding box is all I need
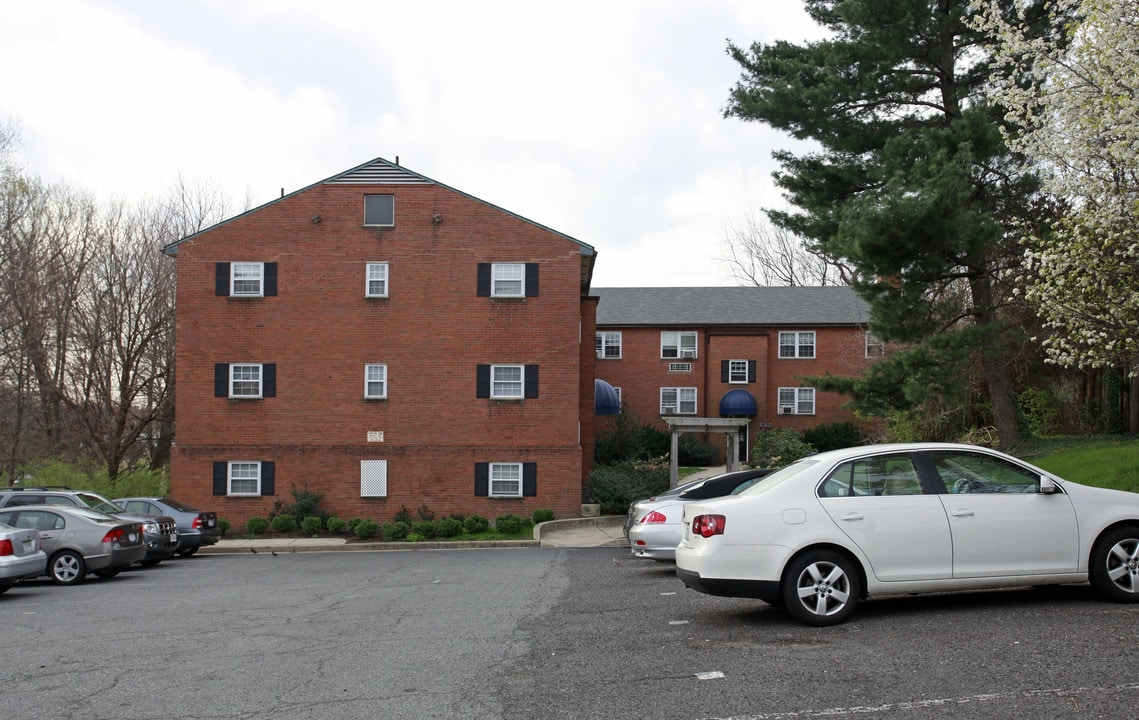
[0,505,146,585]
[626,468,773,561]
[0,520,46,594]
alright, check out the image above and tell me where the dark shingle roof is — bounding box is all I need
[593,286,870,326]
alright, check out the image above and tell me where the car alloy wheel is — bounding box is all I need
[782,550,861,626]
[50,550,87,586]
[1090,527,1139,602]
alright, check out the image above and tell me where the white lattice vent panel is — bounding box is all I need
[360,460,388,497]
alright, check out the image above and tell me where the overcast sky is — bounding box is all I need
[0,1,823,287]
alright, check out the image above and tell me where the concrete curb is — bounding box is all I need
[197,515,628,554]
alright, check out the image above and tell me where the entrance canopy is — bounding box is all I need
[661,416,751,488]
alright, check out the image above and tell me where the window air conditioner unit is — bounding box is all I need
[779,404,795,415]
[680,350,697,359]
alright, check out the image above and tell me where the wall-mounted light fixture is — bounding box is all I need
[432,213,443,224]
[311,214,322,224]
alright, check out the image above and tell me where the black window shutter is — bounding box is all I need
[748,360,757,383]
[522,463,537,497]
[215,263,230,296]
[212,462,227,495]
[261,461,275,496]
[524,365,539,398]
[264,262,278,296]
[474,463,489,496]
[721,361,729,383]
[214,364,229,397]
[525,263,539,297]
[263,364,277,398]
[477,263,491,297]
[476,365,490,398]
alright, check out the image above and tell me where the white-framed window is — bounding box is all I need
[366,262,389,297]
[230,364,263,398]
[363,194,395,227]
[661,331,697,359]
[491,364,524,399]
[364,364,387,399]
[360,460,388,497]
[779,331,816,359]
[669,362,693,373]
[490,462,523,497]
[660,387,697,414]
[231,262,264,297]
[728,359,749,384]
[866,332,885,358]
[228,461,262,496]
[778,387,816,415]
[492,263,525,297]
[595,331,622,359]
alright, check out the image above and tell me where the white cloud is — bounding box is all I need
[0,0,824,286]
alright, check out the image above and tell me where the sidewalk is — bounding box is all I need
[198,515,630,554]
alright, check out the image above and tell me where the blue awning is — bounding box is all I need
[719,389,758,417]
[595,379,621,415]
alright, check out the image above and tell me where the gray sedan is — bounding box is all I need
[114,496,221,556]
[0,505,145,585]
[0,520,46,594]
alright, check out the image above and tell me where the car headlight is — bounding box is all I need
[142,522,158,533]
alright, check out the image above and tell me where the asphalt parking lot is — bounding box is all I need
[4,547,1137,720]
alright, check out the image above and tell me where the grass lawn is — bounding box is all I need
[1018,436,1139,493]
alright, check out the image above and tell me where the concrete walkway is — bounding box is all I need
[198,515,629,554]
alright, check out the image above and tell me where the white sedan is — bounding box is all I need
[676,443,1139,626]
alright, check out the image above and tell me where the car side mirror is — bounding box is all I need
[1039,476,1058,494]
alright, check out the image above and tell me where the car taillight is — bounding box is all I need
[641,511,667,524]
[692,514,726,538]
[102,528,125,543]
[192,516,203,529]
[0,539,12,556]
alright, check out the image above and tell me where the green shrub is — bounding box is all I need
[246,517,270,535]
[415,503,436,522]
[463,515,490,534]
[345,517,365,533]
[271,514,297,533]
[532,508,556,524]
[354,520,379,539]
[300,516,323,535]
[750,428,815,469]
[406,533,425,542]
[218,518,231,536]
[411,520,438,538]
[803,422,866,453]
[436,517,463,537]
[327,517,346,534]
[393,506,413,525]
[273,484,329,525]
[678,435,719,465]
[381,521,408,541]
[586,459,670,515]
[494,514,526,534]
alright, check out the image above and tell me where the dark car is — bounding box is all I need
[0,488,178,566]
[113,496,221,556]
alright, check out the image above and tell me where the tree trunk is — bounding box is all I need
[970,274,1020,449]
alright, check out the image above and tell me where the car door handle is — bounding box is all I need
[950,509,974,517]
[840,512,864,521]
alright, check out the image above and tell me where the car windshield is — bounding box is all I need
[66,506,120,523]
[76,492,123,514]
[158,497,200,512]
[736,458,819,496]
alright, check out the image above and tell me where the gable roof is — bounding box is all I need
[592,286,870,327]
[162,157,596,261]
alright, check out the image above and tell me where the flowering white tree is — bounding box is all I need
[969,0,1139,375]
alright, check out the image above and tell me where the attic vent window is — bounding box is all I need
[363,194,395,227]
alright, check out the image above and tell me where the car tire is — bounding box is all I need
[1090,526,1139,602]
[140,559,162,567]
[781,549,861,626]
[94,568,122,579]
[176,547,198,557]
[0,583,11,595]
[50,551,87,586]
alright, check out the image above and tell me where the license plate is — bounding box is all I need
[129,532,139,542]
[171,532,178,542]
[22,539,34,553]
[207,519,216,527]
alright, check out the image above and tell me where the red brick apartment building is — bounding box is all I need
[163,158,600,524]
[591,287,875,463]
